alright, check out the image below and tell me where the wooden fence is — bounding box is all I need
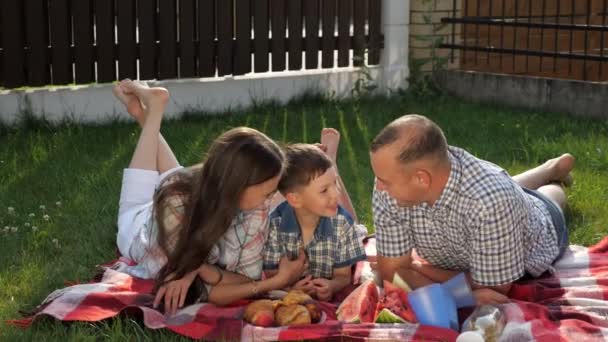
[442,0,608,81]
[0,0,383,89]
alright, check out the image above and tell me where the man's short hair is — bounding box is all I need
[370,114,448,164]
[278,144,333,193]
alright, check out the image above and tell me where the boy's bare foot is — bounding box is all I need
[120,80,170,116]
[320,128,340,163]
[546,153,575,187]
[112,79,146,126]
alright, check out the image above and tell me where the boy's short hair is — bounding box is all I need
[278,144,332,193]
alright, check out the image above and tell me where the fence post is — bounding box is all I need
[379,0,410,91]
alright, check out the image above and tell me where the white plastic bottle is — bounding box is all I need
[456,305,506,342]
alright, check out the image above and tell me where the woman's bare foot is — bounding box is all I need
[112,79,146,126]
[120,80,169,120]
[320,128,340,163]
[546,153,575,187]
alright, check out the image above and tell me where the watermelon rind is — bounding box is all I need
[375,308,407,323]
[392,273,412,292]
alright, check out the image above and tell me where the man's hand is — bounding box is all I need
[377,254,435,289]
[473,288,510,305]
[153,270,198,315]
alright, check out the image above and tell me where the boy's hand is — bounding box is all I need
[311,278,333,302]
[277,249,308,287]
[292,275,315,295]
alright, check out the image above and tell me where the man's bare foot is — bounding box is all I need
[320,128,340,163]
[120,80,169,115]
[546,153,575,187]
[112,79,146,126]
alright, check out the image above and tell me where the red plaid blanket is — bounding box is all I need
[10,237,608,341]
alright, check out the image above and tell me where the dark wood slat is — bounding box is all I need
[159,0,177,79]
[288,0,303,70]
[179,0,196,77]
[368,0,381,65]
[217,0,233,75]
[117,0,137,79]
[337,0,352,67]
[49,0,72,84]
[72,0,93,83]
[198,0,215,77]
[0,4,3,86]
[321,0,336,68]
[254,0,270,72]
[353,0,366,66]
[235,0,251,75]
[1,0,25,87]
[304,0,320,69]
[138,0,157,80]
[95,0,116,82]
[25,0,50,85]
[271,0,286,71]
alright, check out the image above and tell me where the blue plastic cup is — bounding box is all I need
[441,273,476,309]
[409,284,459,330]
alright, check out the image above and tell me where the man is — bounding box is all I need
[370,114,574,304]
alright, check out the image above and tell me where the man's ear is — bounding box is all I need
[285,191,302,208]
[415,169,432,188]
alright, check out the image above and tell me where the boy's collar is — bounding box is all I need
[275,201,334,238]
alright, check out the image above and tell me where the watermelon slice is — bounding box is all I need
[375,308,407,323]
[336,279,378,323]
[392,272,412,292]
[374,281,417,323]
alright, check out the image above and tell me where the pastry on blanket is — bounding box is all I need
[305,303,322,323]
[243,299,275,327]
[282,289,313,305]
[275,304,311,326]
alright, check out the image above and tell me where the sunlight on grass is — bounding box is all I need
[301,110,308,143]
[337,108,367,217]
[281,109,288,143]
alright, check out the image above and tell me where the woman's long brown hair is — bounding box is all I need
[153,127,284,287]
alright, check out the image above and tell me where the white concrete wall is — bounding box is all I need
[0,0,409,125]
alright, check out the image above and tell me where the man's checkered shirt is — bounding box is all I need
[373,146,560,286]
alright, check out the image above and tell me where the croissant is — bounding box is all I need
[275,304,312,326]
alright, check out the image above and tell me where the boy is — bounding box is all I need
[263,128,367,301]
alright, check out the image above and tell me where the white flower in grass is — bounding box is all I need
[39,205,46,211]
[32,226,38,232]
[7,207,15,214]
[24,222,30,227]
[43,214,50,221]
[11,227,18,233]
[29,213,35,218]
[55,201,62,207]
[3,226,9,233]
[52,238,60,248]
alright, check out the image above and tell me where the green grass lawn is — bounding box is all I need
[1,93,607,340]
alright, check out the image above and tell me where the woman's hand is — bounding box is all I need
[153,270,198,315]
[276,248,309,287]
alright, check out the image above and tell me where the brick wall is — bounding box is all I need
[410,0,461,71]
